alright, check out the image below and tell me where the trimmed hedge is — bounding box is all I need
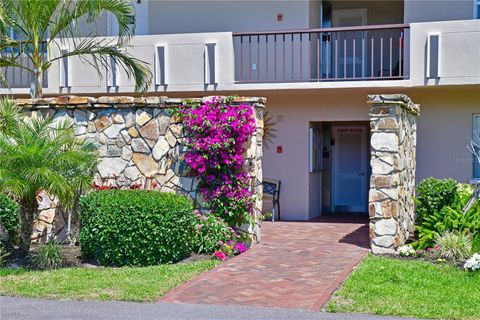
[80,190,196,266]
[0,194,19,242]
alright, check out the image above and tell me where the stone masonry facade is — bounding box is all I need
[17,95,265,244]
[368,94,420,254]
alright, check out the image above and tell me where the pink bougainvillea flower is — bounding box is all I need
[213,251,226,261]
[196,224,203,229]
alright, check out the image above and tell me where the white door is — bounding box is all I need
[332,9,367,78]
[332,126,368,212]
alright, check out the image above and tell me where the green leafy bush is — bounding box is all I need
[415,200,480,249]
[435,231,473,261]
[415,178,459,224]
[191,213,240,254]
[29,241,63,269]
[80,190,197,266]
[457,183,474,208]
[0,194,19,243]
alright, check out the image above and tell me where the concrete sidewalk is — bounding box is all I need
[0,296,421,320]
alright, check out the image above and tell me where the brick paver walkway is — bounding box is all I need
[161,213,369,310]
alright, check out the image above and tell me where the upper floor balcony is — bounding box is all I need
[1,19,479,96]
[233,24,409,83]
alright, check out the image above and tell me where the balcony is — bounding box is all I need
[0,42,48,89]
[233,24,410,83]
[1,19,479,95]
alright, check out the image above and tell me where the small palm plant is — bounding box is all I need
[0,99,97,255]
[0,0,152,98]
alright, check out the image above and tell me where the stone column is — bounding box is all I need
[368,94,420,254]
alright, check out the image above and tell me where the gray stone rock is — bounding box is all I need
[372,235,394,248]
[152,137,169,161]
[157,115,170,134]
[132,153,158,178]
[124,165,141,181]
[99,133,108,145]
[103,124,124,139]
[165,130,177,148]
[124,112,135,128]
[371,244,396,255]
[112,113,125,124]
[107,144,122,157]
[97,158,127,178]
[131,138,150,153]
[371,133,398,152]
[120,129,131,143]
[374,219,397,236]
[136,110,151,127]
[74,126,87,136]
[122,147,133,161]
[73,110,88,125]
[371,157,394,175]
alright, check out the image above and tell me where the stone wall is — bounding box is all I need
[17,95,265,244]
[368,94,420,254]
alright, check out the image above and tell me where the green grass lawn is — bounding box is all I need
[327,254,480,320]
[0,260,217,302]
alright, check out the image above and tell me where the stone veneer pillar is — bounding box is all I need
[368,94,420,254]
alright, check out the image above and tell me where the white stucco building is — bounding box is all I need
[2,0,480,221]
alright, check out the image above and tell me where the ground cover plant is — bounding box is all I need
[0,260,217,301]
[327,254,480,319]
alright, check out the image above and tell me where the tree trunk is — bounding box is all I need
[30,67,43,99]
[18,200,37,255]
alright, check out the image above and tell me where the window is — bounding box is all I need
[473,114,480,179]
[476,0,480,19]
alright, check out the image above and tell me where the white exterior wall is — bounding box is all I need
[404,0,475,23]
[258,86,479,221]
[147,0,312,34]
[414,87,480,183]
[259,89,375,220]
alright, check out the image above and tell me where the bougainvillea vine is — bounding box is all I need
[179,96,256,227]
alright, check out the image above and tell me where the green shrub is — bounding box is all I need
[191,213,239,254]
[415,202,480,249]
[415,178,459,224]
[457,184,474,208]
[29,241,63,269]
[0,194,19,242]
[435,231,473,261]
[80,190,196,266]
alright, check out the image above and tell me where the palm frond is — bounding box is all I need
[50,37,152,92]
[0,98,20,135]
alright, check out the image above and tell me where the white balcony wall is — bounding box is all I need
[409,19,480,87]
[45,32,235,95]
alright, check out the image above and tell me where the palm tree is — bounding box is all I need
[0,99,97,254]
[0,0,152,98]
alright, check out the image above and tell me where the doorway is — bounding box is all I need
[309,121,370,216]
[331,125,369,212]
